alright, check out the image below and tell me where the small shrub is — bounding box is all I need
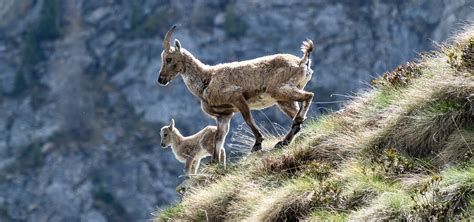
[310,180,345,208]
[366,148,415,175]
[340,161,403,211]
[447,37,474,72]
[409,172,472,220]
[410,176,449,219]
[303,162,332,182]
[379,148,413,175]
[459,37,474,71]
[371,62,422,87]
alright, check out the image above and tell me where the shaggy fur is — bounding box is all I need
[158,25,315,161]
[160,119,225,175]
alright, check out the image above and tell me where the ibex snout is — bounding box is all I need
[157,75,169,86]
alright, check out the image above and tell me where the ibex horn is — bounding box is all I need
[163,25,177,51]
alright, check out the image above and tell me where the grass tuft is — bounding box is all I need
[153,203,183,222]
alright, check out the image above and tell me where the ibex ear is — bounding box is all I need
[174,39,181,52]
[170,118,175,130]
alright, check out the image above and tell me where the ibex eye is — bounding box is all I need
[166,58,172,63]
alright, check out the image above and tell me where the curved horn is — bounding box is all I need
[163,25,177,51]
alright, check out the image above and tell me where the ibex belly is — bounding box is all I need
[248,93,277,110]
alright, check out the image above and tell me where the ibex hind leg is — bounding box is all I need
[275,101,299,148]
[272,87,314,148]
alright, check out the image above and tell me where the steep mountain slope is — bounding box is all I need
[156,26,474,221]
[0,1,473,221]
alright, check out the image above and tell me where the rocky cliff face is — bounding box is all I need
[0,0,472,221]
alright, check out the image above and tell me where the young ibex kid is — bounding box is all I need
[158,25,315,163]
[160,119,225,175]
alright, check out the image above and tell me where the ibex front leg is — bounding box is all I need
[184,157,194,177]
[233,95,264,152]
[213,114,232,163]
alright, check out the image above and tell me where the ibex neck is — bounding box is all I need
[180,49,211,99]
[170,129,184,148]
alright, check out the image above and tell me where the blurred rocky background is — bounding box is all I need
[0,0,472,221]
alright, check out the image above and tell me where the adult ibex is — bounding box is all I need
[158,25,314,163]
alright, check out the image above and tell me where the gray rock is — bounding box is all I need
[81,210,108,222]
[8,100,61,149]
[0,0,33,29]
[85,7,113,25]
[0,61,15,95]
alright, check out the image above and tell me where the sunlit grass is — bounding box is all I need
[308,210,348,222]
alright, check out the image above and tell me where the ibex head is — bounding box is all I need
[158,25,185,86]
[160,118,175,148]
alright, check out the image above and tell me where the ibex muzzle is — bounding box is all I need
[157,74,169,86]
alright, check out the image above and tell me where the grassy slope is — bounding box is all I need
[155,26,474,221]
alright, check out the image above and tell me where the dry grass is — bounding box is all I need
[246,178,317,221]
[435,129,474,166]
[175,175,245,221]
[155,24,474,221]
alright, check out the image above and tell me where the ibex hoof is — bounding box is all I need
[274,140,289,149]
[176,186,186,195]
[176,179,190,195]
[251,143,262,152]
